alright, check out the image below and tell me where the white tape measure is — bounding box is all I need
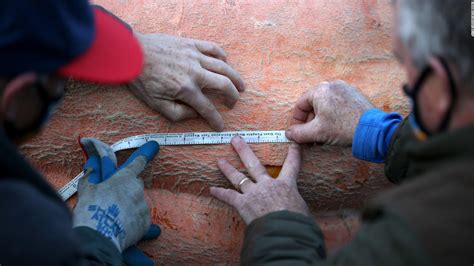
[58,130,290,201]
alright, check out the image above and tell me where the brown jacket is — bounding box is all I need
[241,118,474,266]
[376,118,474,266]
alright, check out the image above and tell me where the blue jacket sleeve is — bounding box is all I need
[352,109,403,163]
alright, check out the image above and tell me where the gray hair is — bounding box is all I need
[397,0,474,92]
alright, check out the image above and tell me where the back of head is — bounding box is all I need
[0,0,142,143]
[0,0,94,77]
[397,0,474,94]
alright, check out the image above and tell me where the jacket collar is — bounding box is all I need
[405,124,474,176]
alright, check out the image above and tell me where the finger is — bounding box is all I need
[80,138,118,181]
[100,156,117,182]
[217,159,254,193]
[83,155,102,184]
[155,99,199,122]
[122,245,153,266]
[210,187,240,207]
[80,138,117,164]
[117,141,160,175]
[286,120,320,144]
[142,224,161,240]
[279,143,302,183]
[199,70,240,108]
[289,90,316,126]
[194,40,228,61]
[181,89,224,131]
[200,56,245,92]
[231,136,269,182]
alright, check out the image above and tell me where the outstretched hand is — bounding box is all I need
[286,80,374,146]
[210,136,309,225]
[128,33,245,131]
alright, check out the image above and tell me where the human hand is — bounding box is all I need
[128,33,245,131]
[210,136,309,225]
[286,80,374,146]
[73,138,159,255]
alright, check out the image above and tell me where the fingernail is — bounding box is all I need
[217,159,226,165]
[285,130,293,140]
[240,82,246,92]
[232,135,242,144]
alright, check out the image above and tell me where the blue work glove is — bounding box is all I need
[122,224,161,266]
[72,138,160,264]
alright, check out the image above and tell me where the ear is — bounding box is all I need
[1,73,37,114]
[426,56,451,113]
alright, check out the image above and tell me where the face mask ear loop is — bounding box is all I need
[437,57,457,132]
[410,67,433,135]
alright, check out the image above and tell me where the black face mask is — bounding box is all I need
[402,57,457,140]
[3,77,64,142]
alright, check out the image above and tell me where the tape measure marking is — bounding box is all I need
[58,130,290,201]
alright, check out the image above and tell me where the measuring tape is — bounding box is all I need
[58,130,290,201]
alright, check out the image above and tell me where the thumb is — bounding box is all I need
[122,224,161,266]
[122,245,154,266]
[142,224,161,240]
[116,141,160,176]
[83,155,102,184]
[286,120,320,144]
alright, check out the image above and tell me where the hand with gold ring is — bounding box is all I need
[210,136,309,224]
[237,177,251,192]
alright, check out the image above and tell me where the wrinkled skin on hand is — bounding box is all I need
[210,136,309,225]
[286,80,374,146]
[127,33,245,131]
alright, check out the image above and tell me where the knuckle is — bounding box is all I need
[292,127,303,138]
[207,41,218,48]
[205,41,219,50]
[253,170,267,179]
[330,80,351,92]
[329,80,342,90]
[221,76,235,91]
[202,101,216,115]
[333,79,346,85]
[165,107,188,122]
[247,161,260,171]
[215,63,226,73]
[167,113,182,122]
[180,84,193,94]
[177,84,196,97]
[185,48,199,59]
[196,70,210,87]
[316,82,331,93]
[209,59,225,72]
